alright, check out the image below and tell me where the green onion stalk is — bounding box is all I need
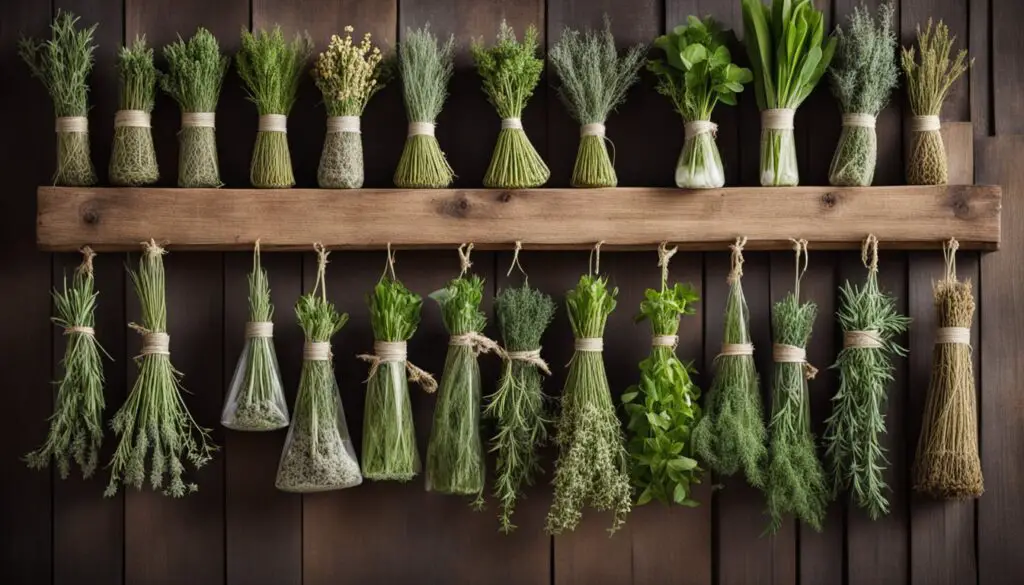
[106,241,218,497]
[19,11,98,186]
[109,36,160,186]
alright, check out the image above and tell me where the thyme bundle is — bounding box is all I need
[110,36,160,186]
[824,235,910,519]
[161,28,230,188]
[237,27,313,188]
[549,18,646,188]
[106,241,217,497]
[472,22,549,188]
[19,11,98,186]
[394,26,456,188]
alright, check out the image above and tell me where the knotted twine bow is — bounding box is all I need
[652,242,680,350]
[63,246,98,337]
[719,237,754,358]
[129,240,171,358]
[772,238,818,380]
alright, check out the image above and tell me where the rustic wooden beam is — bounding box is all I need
[36,185,1002,252]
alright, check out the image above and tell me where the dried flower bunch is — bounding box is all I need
[110,35,160,186]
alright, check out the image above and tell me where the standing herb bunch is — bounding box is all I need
[109,36,160,186]
[742,0,836,186]
[161,28,230,188]
[901,20,970,185]
[236,27,313,188]
[394,26,456,188]
[19,11,98,186]
[25,248,109,479]
[313,26,386,189]
[107,241,218,497]
[549,18,646,188]
[824,235,910,519]
[649,16,752,188]
[472,21,549,188]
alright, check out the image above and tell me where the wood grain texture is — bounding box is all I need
[992,0,1024,136]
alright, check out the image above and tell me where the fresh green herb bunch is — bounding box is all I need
[742,0,836,186]
[110,36,160,186]
[472,21,550,188]
[107,241,218,498]
[394,26,456,188]
[901,20,970,185]
[161,28,230,188]
[486,282,556,533]
[549,17,646,188]
[236,27,313,188]
[26,249,109,479]
[650,16,751,188]
[19,11,98,186]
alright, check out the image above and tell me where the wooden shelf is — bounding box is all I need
[36,185,1002,252]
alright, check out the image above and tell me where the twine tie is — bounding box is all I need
[684,120,718,140]
[842,113,877,128]
[327,116,360,134]
[844,330,883,349]
[357,340,438,393]
[408,121,435,137]
[115,110,151,128]
[719,343,754,357]
[501,118,523,130]
[909,115,941,132]
[55,116,88,133]
[762,108,795,130]
[245,321,274,338]
[259,114,287,133]
[182,112,215,128]
[303,341,331,361]
[575,337,604,352]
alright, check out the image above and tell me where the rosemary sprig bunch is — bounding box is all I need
[110,36,160,186]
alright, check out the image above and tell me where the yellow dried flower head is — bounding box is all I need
[312,27,387,116]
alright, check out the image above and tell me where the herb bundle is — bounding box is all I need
[472,22,549,188]
[25,248,108,479]
[236,27,313,188]
[901,20,970,185]
[161,28,230,188]
[692,237,766,487]
[741,0,836,186]
[222,241,289,431]
[276,244,362,492]
[106,241,217,497]
[110,36,160,186]
[824,235,910,519]
[649,17,751,188]
[19,11,98,186]
[549,18,646,188]
[394,26,456,188]
[313,26,386,188]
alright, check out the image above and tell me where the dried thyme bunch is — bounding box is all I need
[549,17,646,188]
[110,36,160,186]
[26,248,109,479]
[237,27,313,188]
[161,28,230,188]
[19,11,98,186]
[827,3,899,186]
[472,21,549,188]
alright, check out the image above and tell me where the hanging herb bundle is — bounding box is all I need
[161,28,230,188]
[649,16,752,188]
[221,241,289,431]
[901,20,970,185]
[485,245,556,533]
[19,11,98,186]
[741,0,836,186]
[764,240,828,534]
[692,237,766,487]
[359,247,437,482]
[106,241,217,497]
[236,27,313,188]
[25,248,109,479]
[549,18,646,188]
[276,244,362,492]
[471,21,549,188]
[109,36,160,186]
[913,239,983,500]
[312,26,386,189]
[621,244,703,507]
[394,26,456,188]
[824,235,910,519]
[547,244,631,535]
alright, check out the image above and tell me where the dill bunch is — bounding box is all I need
[472,21,549,188]
[236,27,313,188]
[549,17,646,188]
[161,28,230,188]
[20,11,98,186]
[110,36,160,186]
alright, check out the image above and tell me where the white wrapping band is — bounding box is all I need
[140,332,170,356]
[245,321,274,338]
[844,330,883,349]
[580,123,606,137]
[64,325,95,336]
[684,121,718,140]
[575,337,604,352]
[55,116,88,133]
[259,114,288,133]
[303,341,331,361]
[761,108,795,130]
[327,116,360,134]
[909,115,941,132]
[182,112,216,128]
[114,110,151,128]
[935,327,971,345]
[374,340,408,362]
[773,344,806,363]
[501,118,523,130]
[652,335,679,348]
[842,113,877,128]
[719,343,754,357]
[408,121,435,137]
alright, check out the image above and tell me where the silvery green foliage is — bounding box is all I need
[829,2,899,115]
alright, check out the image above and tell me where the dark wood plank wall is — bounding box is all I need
[0,0,1020,584]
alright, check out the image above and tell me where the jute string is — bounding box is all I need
[380,242,398,281]
[728,237,747,284]
[762,108,795,130]
[450,330,503,356]
[303,341,331,361]
[589,241,605,276]
[842,113,877,128]
[719,343,754,356]
[580,123,606,137]
[408,121,435,137]
[327,116,360,134]
[652,335,678,348]
[684,120,718,140]
[935,327,971,345]
[114,110,151,128]
[130,326,170,357]
[182,112,216,128]
[64,325,95,336]
[259,114,287,133]
[944,237,959,283]
[575,337,604,352]
[458,243,474,277]
[506,348,551,375]
[909,115,941,132]
[791,238,809,301]
[862,234,879,276]
[79,246,96,276]
[501,118,523,130]
[55,116,88,133]
[245,322,274,338]
[657,242,678,289]
[507,240,528,283]
[773,343,818,379]
[844,330,883,349]
[357,340,439,394]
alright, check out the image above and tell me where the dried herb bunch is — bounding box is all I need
[19,11,98,186]
[394,26,456,188]
[237,27,313,188]
[827,2,899,186]
[472,21,549,188]
[313,26,386,188]
[549,17,646,188]
[161,28,230,188]
[901,20,970,185]
[26,248,109,479]
[110,36,160,186]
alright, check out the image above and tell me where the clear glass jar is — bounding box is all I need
[677,121,725,188]
[222,323,289,431]
[760,109,799,186]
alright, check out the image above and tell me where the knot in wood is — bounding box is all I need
[82,206,100,225]
[821,192,838,209]
[499,191,513,203]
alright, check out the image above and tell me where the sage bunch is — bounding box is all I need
[19,11,98,186]
[110,36,160,186]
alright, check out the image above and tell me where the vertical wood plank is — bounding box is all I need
[991,0,1023,136]
[796,0,836,186]
[901,0,970,122]
[969,0,992,139]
